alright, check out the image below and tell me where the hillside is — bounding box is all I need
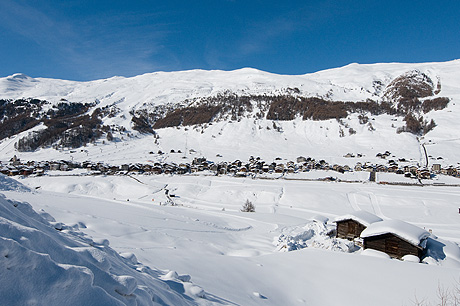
[0,61,460,168]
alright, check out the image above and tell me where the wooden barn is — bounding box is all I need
[360,220,430,260]
[334,211,383,240]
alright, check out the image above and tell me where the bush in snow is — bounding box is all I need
[241,199,255,212]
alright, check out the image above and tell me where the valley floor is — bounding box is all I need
[3,173,460,305]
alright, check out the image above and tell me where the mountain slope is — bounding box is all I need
[1,61,460,167]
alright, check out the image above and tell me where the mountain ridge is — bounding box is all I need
[0,60,459,169]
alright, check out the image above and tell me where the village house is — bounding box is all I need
[152,164,163,174]
[217,163,228,175]
[431,164,441,173]
[334,211,383,240]
[409,166,418,175]
[445,167,457,176]
[10,155,21,166]
[177,163,190,174]
[354,163,362,172]
[360,219,429,260]
[418,169,431,179]
[297,156,307,163]
[274,164,284,173]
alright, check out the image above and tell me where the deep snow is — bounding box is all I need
[1,61,460,305]
[1,172,460,305]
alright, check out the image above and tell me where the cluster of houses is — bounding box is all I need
[335,211,430,261]
[1,154,459,180]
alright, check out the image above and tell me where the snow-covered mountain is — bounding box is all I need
[1,60,460,167]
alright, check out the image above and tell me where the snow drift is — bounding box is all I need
[0,191,213,305]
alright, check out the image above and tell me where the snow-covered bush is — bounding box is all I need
[241,199,255,212]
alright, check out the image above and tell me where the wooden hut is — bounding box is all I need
[361,220,429,260]
[335,211,383,240]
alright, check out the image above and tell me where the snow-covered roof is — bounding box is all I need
[334,211,383,227]
[360,219,430,247]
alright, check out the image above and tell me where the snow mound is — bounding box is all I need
[0,193,211,305]
[361,249,392,259]
[276,220,357,253]
[423,236,460,268]
[0,174,31,192]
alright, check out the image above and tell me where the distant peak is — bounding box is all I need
[7,73,33,81]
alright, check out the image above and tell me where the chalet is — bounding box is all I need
[446,167,457,176]
[129,164,143,174]
[34,167,45,176]
[109,165,120,172]
[20,167,34,176]
[0,167,9,175]
[409,166,418,175]
[335,211,383,240]
[395,169,405,175]
[152,165,163,174]
[10,155,21,166]
[142,164,153,172]
[49,163,61,171]
[361,220,429,260]
[297,156,307,163]
[274,164,284,173]
[231,160,242,168]
[418,169,431,179]
[177,164,189,174]
[209,163,218,173]
[8,168,19,176]
[217,163,228,175]
[238,166,248,173]
[431,164,441,173]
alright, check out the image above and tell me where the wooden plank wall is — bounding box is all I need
[363,233,423,259]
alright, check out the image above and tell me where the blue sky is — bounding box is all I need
[1,0,459,81]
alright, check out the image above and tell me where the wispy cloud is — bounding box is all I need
[203,1,347,69]
[0,1,172,80]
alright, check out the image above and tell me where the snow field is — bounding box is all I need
[1,173,459,305]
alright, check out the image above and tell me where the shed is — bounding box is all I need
[361,220,429,260]
[334,211,383,240]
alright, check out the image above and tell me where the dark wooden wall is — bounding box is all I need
[363,233,423,259]
[336,220,367,240]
